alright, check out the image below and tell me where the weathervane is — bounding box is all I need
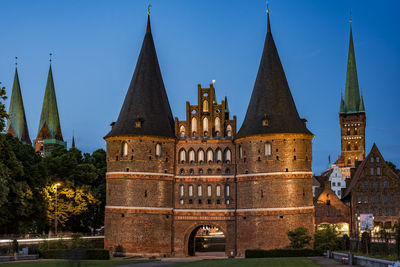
[147,4,152,15]
[49,52,53,63]
[349,10,352,23]
[266,0,269,14]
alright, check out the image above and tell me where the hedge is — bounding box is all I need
[40,249,110,260]
[245,248,321,258]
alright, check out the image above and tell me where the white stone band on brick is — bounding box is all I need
[236,171,313,178]
[106,206,314,212]
[107,171,175,177]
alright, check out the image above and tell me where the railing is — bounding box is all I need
[330,251,399,267]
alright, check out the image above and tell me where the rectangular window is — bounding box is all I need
[337,190,341,196]
[207,185,212,197]
[370,168,374,175]
[338,182,341,186]
[188,185,193,197]
[378,208,382,216]
[378,195,382,203]
[385,208,389,216]
[377,181,381,190]
[364,181,368,190]
[225,185,230,197]
[384,195,388,204]
[377,167,381,176]
[371,196,374,203]
[180,185,184,197]
[337,210,342,216]
[198,185,202,197]
[370,181,374,189]
[383,180,387,189]
[357,196,362,204]
[216,185,221,197]
[391,195,395,203]
[364,196,368,203]
[376,157,380,163]
[392,208,396,216]
[332,182,336,186]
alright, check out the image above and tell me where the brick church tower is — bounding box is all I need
[34,63,66,156]
[234,10,314,251]
[339,22,366,168]
[104,15,176,254]
[6,65,31,145]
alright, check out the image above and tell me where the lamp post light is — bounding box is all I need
[54,183,61,236]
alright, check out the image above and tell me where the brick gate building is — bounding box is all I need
[104,12,314,257]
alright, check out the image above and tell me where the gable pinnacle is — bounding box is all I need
[266,1,271,33]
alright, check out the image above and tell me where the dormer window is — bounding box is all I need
[135,120,142,128]
[262,114,269,127]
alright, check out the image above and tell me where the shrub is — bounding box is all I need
[11,239,19,254]
[361,232,371,254]
[314,226,338,253]
[245,248,320,258]
[70,233,88,249]
[40,249,109,260]
[287,227,312,249]
[340,234,350,251]
[395,220,400,260]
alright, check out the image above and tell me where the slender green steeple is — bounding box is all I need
[6,67,31,145]
[37,64,63,141]
[342,24,363,113]
[340,93,345,113]
[359,92,365,111]
[224,96,230,113]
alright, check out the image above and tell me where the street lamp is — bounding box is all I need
[54,183,61,236]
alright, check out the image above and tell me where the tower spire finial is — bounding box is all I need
[146,4,152,33]
[266,1,271,33]
[49,52,53,64]
[15,56,18,67]
[147,4,152,15]
[349,10,352,24]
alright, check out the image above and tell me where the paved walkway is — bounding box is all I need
[309,256,360,266]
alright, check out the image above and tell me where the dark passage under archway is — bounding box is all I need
[188,225,225,256]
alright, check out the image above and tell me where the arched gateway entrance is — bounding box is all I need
[187,224,226,256]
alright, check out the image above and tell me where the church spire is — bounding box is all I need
[237,9,311,138]
[105,11,175,138]
[343,23,361,113]
[37,62,63,141]
[6,63,32,145]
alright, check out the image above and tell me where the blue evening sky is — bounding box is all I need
[0,0,399,174]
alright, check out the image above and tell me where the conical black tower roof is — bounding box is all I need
[236,13,311,138]
[105,15,175,138]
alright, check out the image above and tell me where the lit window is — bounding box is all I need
[215,117,221,133]
[198,150,205,163]
[198,185,202,197]
[121,142,128,157]
[155,143,162,157]
[179,149,186,163]
[239,145,243,159]
[207,185,212,197]
[216,185,221,197]
[225,149,232,163]
[265,142,272,156]
[203,100,209,112]
[189,150,195,163]
[207,150,214,163]
[188,185,193,197]
[216,149,222,162]
[226,125,232,137]
[191,117,197,133]
[180,185,184,197]
[180,125,185,137]
[203,117,209,134]
[225,185,230,197]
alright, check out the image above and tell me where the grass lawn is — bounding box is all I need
[171,257,321,267]
[0,259,152,267]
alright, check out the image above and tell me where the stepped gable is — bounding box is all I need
[236,12,311,138]
[105,15,175,138]
[6,68,31,145]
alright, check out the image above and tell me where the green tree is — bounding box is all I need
[287,227,312,249]
[0,82,7,132]
[314,226,338,253]
[394,220,400,260]
[386,161,398,172]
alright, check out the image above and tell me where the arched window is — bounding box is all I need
[207,185,212,197]
[225,185,230,197]
[122,142,128,156]
[180,185,184,197]
[265,142,272,156]
[355,128,358,135]
[198,149,205,163]
[216,185,221,197]
[155,143,162,157]
[188,149,195,163]
[203,100,209,112]
[215,117,221,133]
[207,149,214,163]
[347,143,351,151]
[239,145,243,159]
[179,149,186,163]
[188,185,193,197]
[216,149,222,163]
[225,149,232,163]
[180,168,185,175]
[226,125,232,137]
[191,117,197,133]
[179,125,185,138]
[198,185,202,197]
[225,168,230,174]
[203,117,209,134]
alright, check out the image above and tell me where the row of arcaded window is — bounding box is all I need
[369,167,382,176]
[179,148,232,164]
[357,194,395,204]
[179,184,231,205]
[357,207,398,217]
[363,179,388,190]
[120,142,162,158]
[179,118,233,137]
[179,168,231,175]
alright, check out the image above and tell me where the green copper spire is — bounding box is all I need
[343,24,361,113]
[359,92,365,111]
[37,64,63,140]
[340,93,345,113]
[6,67,31,145]
[224,95,230,113]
